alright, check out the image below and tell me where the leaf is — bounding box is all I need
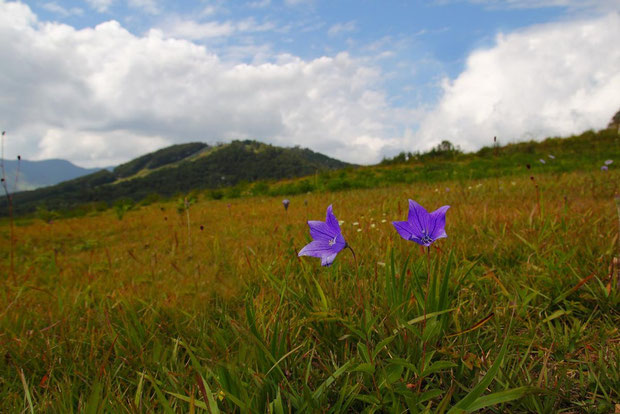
[312,360,353,401]
[85,381,103,414]
[419,389,443,404]
[447,318,512,413]
[392,308,456,335]
[542,309,570,323]
[372,335,396,359]
[351,363,375,374]
[551,273,596,305]
[18,369,35,414]
[466,386,540,411]
[195,373,220,414]
[165,391,209,411]
[422,361,457,377]
[357,342,371,364]
[382,363,404,385]
[144,374,175,414]
[312,277,329,311]
[447,312,494,338]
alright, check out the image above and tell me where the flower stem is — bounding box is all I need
[347,244,363,307]
[418,246,431,392]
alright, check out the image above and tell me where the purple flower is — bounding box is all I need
[601,165,608,171]
[604,159,613,165]
[539,158,546,164]
[548,154,555,159]
[282,199,290,210]
[392,200,450,247]
[298,205,347,266]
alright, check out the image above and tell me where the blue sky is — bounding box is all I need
[30,1,567,103]
[1,0,619,166]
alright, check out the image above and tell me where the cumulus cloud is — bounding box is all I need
[1,0,618,169]
[0,1,403,167]
[412,12,620,151]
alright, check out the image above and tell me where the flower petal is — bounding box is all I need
[428,205,450,240]
[298,240,331,258]
[308,220,336,242]
[407,199,430,237]
[392,220,415,241]
[332,233,347,252]
[321,252,339,266]
[410,236,428,246]
[325,205,341,235]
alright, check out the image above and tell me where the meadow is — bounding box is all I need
[1,159,619,411]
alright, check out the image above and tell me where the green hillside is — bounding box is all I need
[2,140,352,215]
[264,128,619,196]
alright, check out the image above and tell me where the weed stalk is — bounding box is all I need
[0,131,16,281]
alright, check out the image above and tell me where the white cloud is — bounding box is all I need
[42,2,83,17]
[248,0,271,8]
[327,21,357,37]
[470,0,620,12]
[158,19,235,40]
[284,0,314,6]
[157,17,276,41]
[0,1,405,167]
[412,12,620,152]
[86,0,114,13]
[128,0,159,15]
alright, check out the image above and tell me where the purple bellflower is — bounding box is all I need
[298,204,347,266]
[392,200,450,247]
[601,165,608,171]
[283,199,290,210]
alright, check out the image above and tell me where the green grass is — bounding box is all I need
[0,140,619,412]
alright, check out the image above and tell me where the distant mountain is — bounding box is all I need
[4,140,352,214]
[1,158,102,192]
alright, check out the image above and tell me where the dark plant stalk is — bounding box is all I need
[346,244,362,307]
[185,198,191,253]
[0,131,15,281]
[14,155,20,192]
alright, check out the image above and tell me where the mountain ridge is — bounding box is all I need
[0,158,103,192]
[3,139,353,214]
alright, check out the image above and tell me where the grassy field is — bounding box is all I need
[1,159,619,411]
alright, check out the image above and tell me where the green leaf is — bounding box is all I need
[447,318,512,413]
[144,374,175,414]
[313,277,329,311]
[466,386,540,412]
[312,360,353,401]
[351,363,375,374]
[382,363,404,385]
[357,342,371,364]
[165,391,209,411]
[85,381,103,414]
[422,361,457,377]
[372,335,396,359]
[542,309,570,323]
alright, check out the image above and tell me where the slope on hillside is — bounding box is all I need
[113,142,209,178]
[4,140,352,214]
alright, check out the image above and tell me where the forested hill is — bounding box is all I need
[4,140,352,214]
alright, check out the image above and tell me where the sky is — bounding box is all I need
[1,0,619,168]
